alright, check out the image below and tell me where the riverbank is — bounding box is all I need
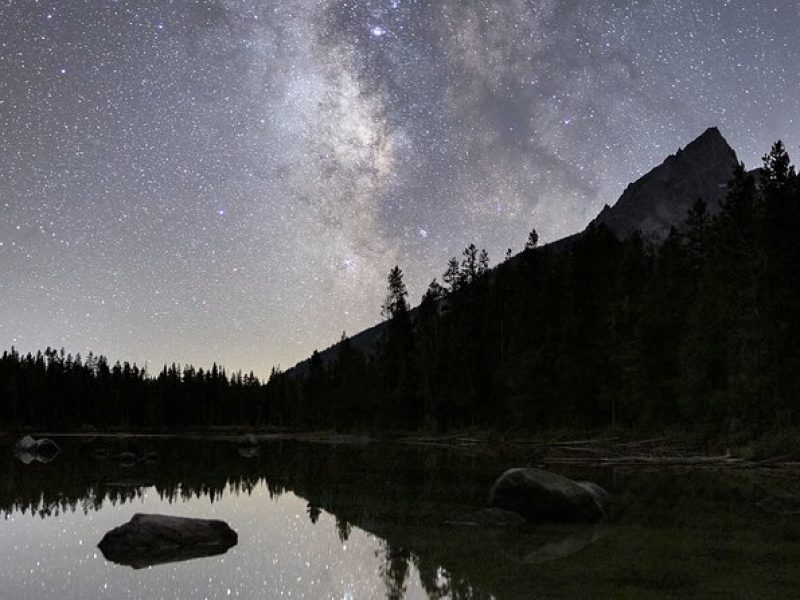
[375,428,800,469]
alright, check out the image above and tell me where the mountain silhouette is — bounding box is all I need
[590,127,739,242]
[290,127,744,373]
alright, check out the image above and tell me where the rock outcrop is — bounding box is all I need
[98,513,238,569]
[489,468,607,523]
[590,127,739,242]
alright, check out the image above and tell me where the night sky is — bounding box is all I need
[1,1,798,375]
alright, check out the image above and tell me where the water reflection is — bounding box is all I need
[497,522,606,565]
[1,436,799,598]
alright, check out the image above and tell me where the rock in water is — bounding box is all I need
[489,468,607,523]
[12,435,60,464]
[237,446,260,458]
[498,522,607,565]
[98,513,238,569]
[447,507,527,529]
[575,481,609,505]
[238,433,260,458]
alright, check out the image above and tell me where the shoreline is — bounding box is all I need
[3,428,799,469]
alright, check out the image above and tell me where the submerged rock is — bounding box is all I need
[114,451,138,467]
[98,513,238,569]
[489,468,607,523]
[12,435,60,464]
[237,446,260,458]
[109,450,157,467]
[238,433,260,458]
[497,523,607,565]
[447,507,527,529]
[91,447,109,460]
[757,493,800,516]
[575,481,609,506]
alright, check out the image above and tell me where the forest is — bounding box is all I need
[1,142,798,436]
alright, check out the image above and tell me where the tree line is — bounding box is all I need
[0,348,264,430]
[1,141,799,435]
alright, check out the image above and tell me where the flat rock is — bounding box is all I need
[98,513,238,569]
[489,468,607,523]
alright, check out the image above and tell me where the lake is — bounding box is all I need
[1,436,798,599]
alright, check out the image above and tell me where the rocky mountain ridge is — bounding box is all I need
[290,127,744,373]
[590,127,739,242]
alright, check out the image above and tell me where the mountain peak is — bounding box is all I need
[591,127,738,241]
[682,126,732,155]
[697,126,724,141]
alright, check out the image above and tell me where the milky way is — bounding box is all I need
[1,1,798,374]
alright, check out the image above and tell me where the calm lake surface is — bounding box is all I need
[1,436,799,599]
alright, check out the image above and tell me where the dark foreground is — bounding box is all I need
[1,435,799,598]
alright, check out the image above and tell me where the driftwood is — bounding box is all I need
[543,454,742,467]
[384,433,800,469]
[416,434,800,470]
[752,454,797,466]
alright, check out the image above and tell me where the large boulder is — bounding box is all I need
[12,435,60,464]
[489,468,607,523]
[98,513,238,569]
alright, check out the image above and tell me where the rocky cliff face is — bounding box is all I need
[590,127,739,242]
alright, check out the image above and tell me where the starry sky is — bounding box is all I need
[1,1,798,376]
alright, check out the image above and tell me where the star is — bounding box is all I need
[0,0,796,376]
[369,25,387,38]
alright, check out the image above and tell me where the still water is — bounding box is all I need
[1,436,799,599]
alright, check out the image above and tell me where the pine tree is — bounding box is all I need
[381,266,409,320]
[525,228,539,250]
[761,140,795,192]
[460,243,478,284]
[685,198,709,268]
[478,249,490,274]
[421,279,445,305]
[442,257,461,292]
